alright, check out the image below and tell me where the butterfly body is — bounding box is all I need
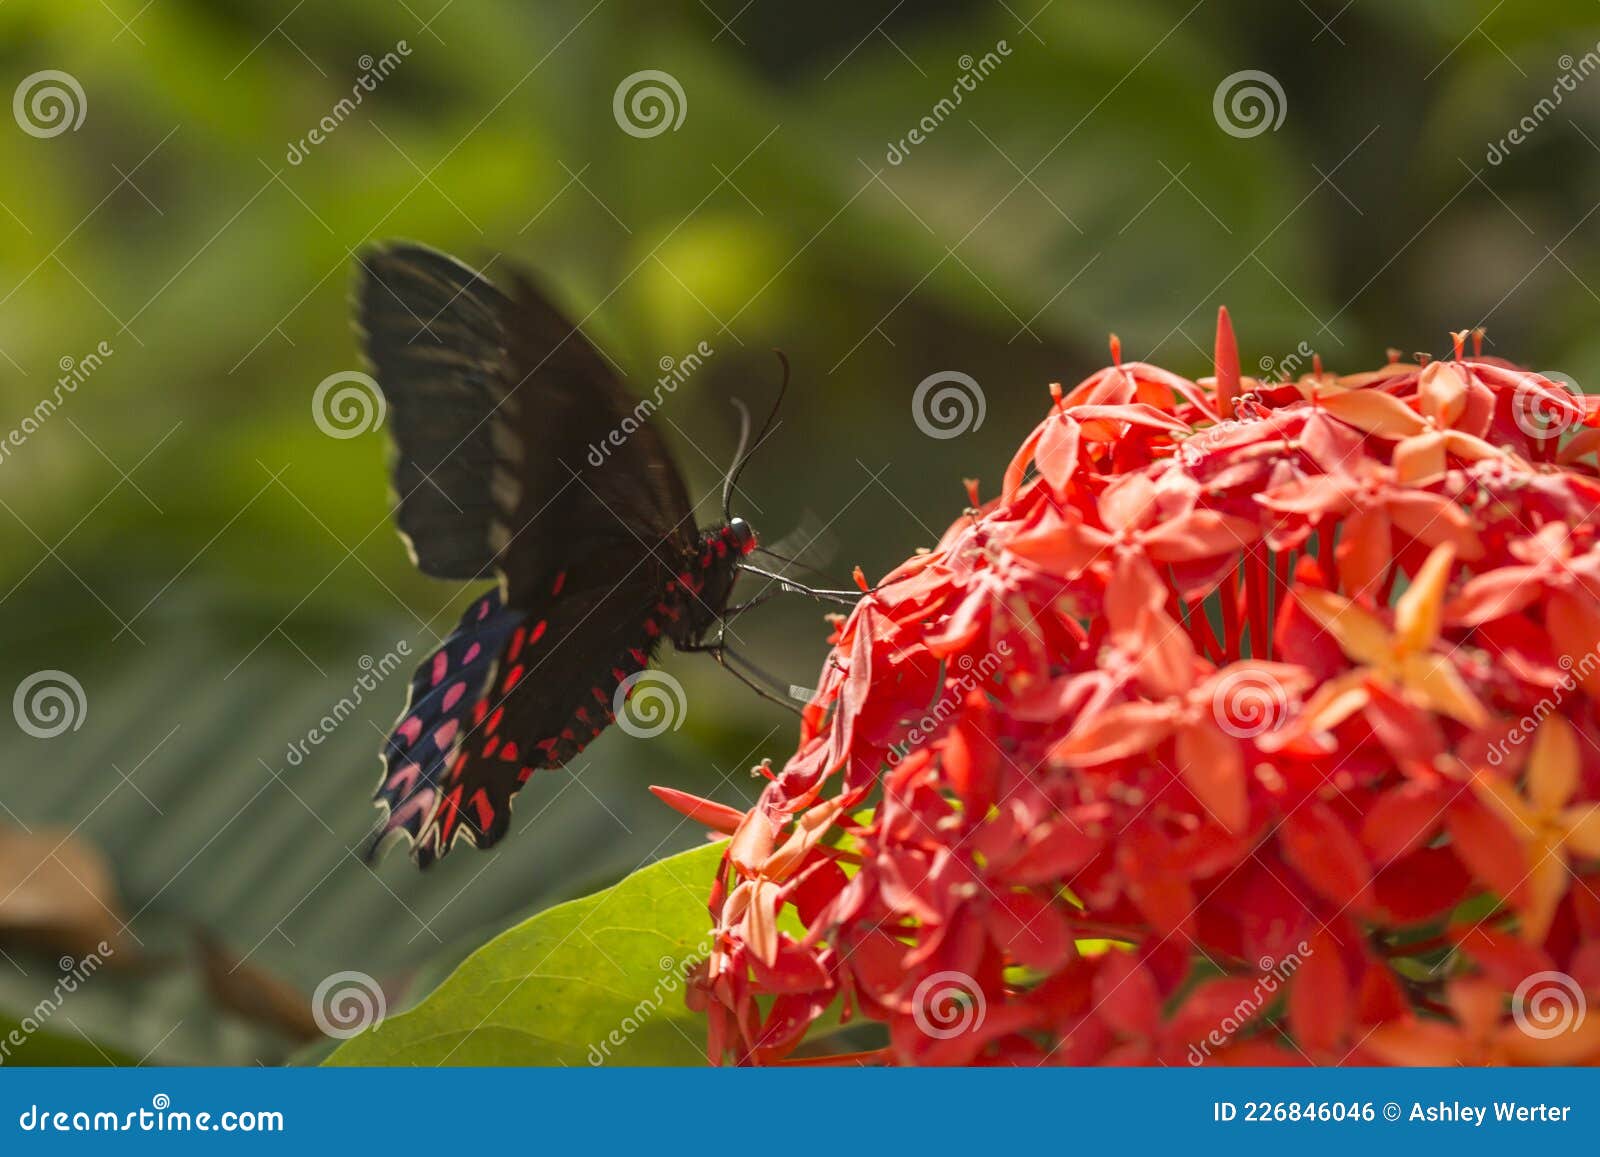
[354,243,756,866]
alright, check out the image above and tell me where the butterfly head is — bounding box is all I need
[728,517,758,557]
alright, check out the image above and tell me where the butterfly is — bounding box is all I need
[354,243,786,867]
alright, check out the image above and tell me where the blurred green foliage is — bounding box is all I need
[0,0,1598,1062]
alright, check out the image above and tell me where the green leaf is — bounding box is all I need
[0,1014,136,1067]
[324,841,725,1066]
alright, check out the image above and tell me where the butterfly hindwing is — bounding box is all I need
[368,589,524,856]
[415,548,670,864]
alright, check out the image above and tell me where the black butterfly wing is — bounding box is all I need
[367,588,524,857]
[355,245,512,580]
[414,544,673,865]
[356,244,705,866]
[489,268,699,598]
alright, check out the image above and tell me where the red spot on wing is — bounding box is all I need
[468,788,494,831]
[436,785,464,841]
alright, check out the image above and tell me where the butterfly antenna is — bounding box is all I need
[721,398,753,525]
[721,350,790,523]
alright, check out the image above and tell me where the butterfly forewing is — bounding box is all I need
[491,271,699,600]
[355,246,513,580]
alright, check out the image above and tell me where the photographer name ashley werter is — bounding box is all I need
[1409,1102,1571,1126]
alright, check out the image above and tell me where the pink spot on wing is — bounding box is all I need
[385,762,421,793]
[396,717,423,746]
[477,598,491,621]
[432,719,459,749]
[431,653,449,685]
[463,643,481,664]
[442,682,466,711]
[391,788,435,827]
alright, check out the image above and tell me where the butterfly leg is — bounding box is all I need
[678,619,805,717]
[715,647,805,716]
[734,563,868,605]
[720,589,784,620]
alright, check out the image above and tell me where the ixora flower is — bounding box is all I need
[657,313,1600,1066]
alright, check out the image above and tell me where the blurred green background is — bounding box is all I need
[0,0,1598,1064]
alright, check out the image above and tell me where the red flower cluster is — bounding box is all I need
[661,313,1600,1065]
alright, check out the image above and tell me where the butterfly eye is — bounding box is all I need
[729,517,758,556]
